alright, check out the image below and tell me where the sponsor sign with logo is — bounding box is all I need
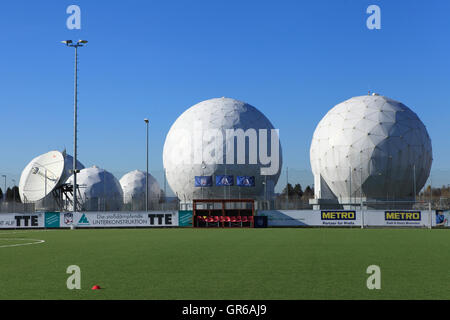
[215,175,234,186]
[259,210,361,226]
[435,210,449,227]
[236,176,255,187]
[384,211,421,225]
[63,212,74,225]
[44,212,60,228]
[178,210,193,227]
[195,176,212,187]
[0,213,44,229]
[60,211,179,228]
[320,210,357,225]
[364,210,429,226]
[260,210,435,227]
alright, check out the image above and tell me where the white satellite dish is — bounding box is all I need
[19,151,66,202]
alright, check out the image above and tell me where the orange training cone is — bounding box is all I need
[91,285,101,290]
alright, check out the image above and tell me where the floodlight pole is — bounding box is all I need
[286,167,288,209]
[163,168,167,210]
[62,40,87,216]
[73,44,78,214]
[44,169,47,209]
[413,164,416,205]
[144,118,149,212]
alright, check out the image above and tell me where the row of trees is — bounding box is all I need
[419,185,450,199]
[277,183,314,202]
[277,183,450,202]
[0,187,21,203]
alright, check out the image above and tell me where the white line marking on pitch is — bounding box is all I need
[0,238,45,248]
[0,229,55,236]
[0,230,53,248]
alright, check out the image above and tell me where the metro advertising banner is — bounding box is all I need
[320,210,357,226]
[60,211,179,228]
[364,210,430,227]
[0,213,45,229]
[258,210,439,227]
[258,210,361,226]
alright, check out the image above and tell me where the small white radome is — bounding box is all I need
[65,166,123,211]
[119,170,161,204]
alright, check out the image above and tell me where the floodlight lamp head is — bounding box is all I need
[61,40,73,45]
[144,118,149,123]
[78,40,88,44]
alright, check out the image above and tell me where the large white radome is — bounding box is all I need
[163,97,282,201]
[310,94,432,202]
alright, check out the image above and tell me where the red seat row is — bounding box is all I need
[196,215,254,226]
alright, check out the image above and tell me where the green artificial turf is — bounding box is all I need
[0,228,448,300]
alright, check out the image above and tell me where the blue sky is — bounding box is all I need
[0,0,449,194]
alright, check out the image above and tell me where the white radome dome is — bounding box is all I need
[310,95,432,201]
[163,97,282,201]
[120,170,161,204]
[66,166,123,211]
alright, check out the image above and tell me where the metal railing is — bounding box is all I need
[1,196,448,213]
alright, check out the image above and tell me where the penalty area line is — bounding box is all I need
[0,238,46,248]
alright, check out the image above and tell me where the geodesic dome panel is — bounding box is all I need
[119,170,161,204]
[163,97,282,201]
[310,95,432,201]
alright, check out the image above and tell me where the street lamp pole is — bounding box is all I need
[201,162,206,200]
[413,164,416,204]
[144,118,149,212]
[62,40,88,216]
[262,176,268,209]
[286,167,289,209]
